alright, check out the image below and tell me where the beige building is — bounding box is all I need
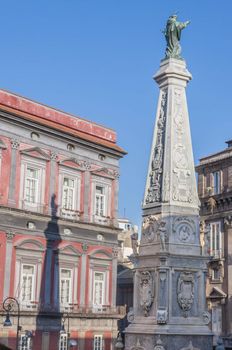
[196,140,232,348]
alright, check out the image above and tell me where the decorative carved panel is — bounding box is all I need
[139,271,154,316]
[177,272,194,314]
[179,341,200,350]
[146,89,167,204]
[173,217,196,244]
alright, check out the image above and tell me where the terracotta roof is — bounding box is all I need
[0,89,126,155]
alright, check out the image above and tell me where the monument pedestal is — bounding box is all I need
[125,58,213,350]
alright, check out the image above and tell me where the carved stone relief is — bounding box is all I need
[157,309,168,324]
[159,270,167,307]
[173,217,196,244]
[142,215,159,243]
[5,230,15,241]
[158,221,167,250]
[140,271,154,316]
[146,89,167,204]
[11,138,20,149]
[177,272,195,315]
[202,311,211,325]
[172,89,194,204]
[163,173,170,202]
[172,144,193,203]
[50,152,58,161]
[154,336,166,350]
[130,338,145,350]
[127,309,134,323]
[179,341,200,350]
[200,221,210,255]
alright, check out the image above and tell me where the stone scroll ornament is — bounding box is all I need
[140,271,154,317]
[177,272,194,316]
[146,89,167,204]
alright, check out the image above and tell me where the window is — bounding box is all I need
[62,177,75,210]
[59,333,68,350]
[94,335,103,350]
[93,272,105,306]
[210,222,222,258]
[67,143,75,151]
[59,169,81,219]
[212,268,220,280]
[20,157,46,213]
[60,268,72,305]
[20,334,32,350]
[213,171,221,195]
[20,264,35,303]
[31,132,40,140]
[25,167,39,204]
[95,186,105,217]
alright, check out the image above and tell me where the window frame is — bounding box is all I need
[88,251,112,310]
[58,167,82,218]
[95,185,106,217]
[20,334,32,350]
[54,246,81,310]
[91,176,112,222]
[59,267,73,306]
[19,156,46,212]
[14,240,44,309]
[20,263,36,304]
[93,271,106,306]
[212,170,222,195]
[210,221,222,258]
[94,335,103,350]
[59,332,68,350]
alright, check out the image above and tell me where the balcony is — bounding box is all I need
[20,200,47,214]
[199,190,232,216]
[59,208,81,221]
[2,302,126,317]
[92,215,112,226]
[210,249,223,260]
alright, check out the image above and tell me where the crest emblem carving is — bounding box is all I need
[142,215,159,243]
[173,217,196,244]
[140,271,154,316]
[177,272,194,314]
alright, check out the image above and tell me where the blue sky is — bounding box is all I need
[1,1,232,227]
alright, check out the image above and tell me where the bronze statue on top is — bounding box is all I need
[163,14,190,59]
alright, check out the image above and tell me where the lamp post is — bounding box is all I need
[61,313,78,349]
[3,297,20,350]
[115,332,124,350]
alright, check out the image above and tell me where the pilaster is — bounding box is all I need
[3,230,15,299]
[8,139,19,206]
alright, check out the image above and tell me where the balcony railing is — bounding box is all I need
[20,200,46,214]
[59,208,81,221]
[92,215,112,226]
[210,249,223,260]
[2,302,126,316]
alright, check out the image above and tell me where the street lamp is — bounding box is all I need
[115,332,124,350]
[3,297,20,350]
[61,313,78,349]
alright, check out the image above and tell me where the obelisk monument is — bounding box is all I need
[125,15,213,350]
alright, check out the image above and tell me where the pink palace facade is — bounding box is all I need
[0,90,126,350]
